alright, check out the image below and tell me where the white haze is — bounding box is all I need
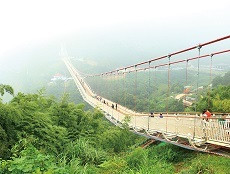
[0,0,229,93]
[0,0,229,57]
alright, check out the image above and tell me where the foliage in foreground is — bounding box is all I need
[0,84,230,173]
[0,86,140,173]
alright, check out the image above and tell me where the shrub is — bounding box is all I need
[64,139,107,165]
[126,147,148,169]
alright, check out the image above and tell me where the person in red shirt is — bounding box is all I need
[204,109,212,121]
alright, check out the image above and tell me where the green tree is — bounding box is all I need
[0,84,14,97]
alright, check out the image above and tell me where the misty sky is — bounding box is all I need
[0,0,230,90]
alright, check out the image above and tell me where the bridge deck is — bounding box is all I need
[64,59,230,151]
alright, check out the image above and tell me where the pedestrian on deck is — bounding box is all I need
[202,109,206,114]
[159,113,163,118]
[115,104,117,110]
[150,112,154,117]
[218,114,227,126]
[204,109,212,121]
[112,104,114,109]
[202,109,206,120]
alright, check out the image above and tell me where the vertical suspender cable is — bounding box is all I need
[134,66,137,128]
[101,75,104,110]
[194,45,201,139]
[110,73,112,101]
[185,60,189,102]
[117,70,120,122]
[111,73,113,101]
[106,73,109,113]
[148,61,151,130]
[154,67,157,113]
[208,55,213,109]
[167,55,171,113]
[105,73,108,99]
[195,46,201,113]
[166,55,171,133]
[111,73,114,115]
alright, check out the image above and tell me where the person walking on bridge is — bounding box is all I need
[159,113,163,118]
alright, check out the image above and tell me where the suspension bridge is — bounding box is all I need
[63,35,230,157]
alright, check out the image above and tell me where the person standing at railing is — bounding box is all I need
[159,113,163,118]
[205,110,212,121]
[203,109,212,121]
[218,114,227,127]
[150,112,154,117]
[218,114,226,121]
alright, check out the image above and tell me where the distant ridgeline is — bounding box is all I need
[212,71,230,87]
[196,71,230,112]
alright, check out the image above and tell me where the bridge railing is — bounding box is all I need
[63,34,230,148]
[129,115,230,146]
[205,119,230,143]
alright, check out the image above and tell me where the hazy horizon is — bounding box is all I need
[0,0,229,93]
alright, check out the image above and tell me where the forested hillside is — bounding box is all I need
[0,84,141,173]
[194,71,230,112]
[86,69,230,113]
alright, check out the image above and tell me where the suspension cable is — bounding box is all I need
[148,62,151,113]
[148,61,151,130]
[195,45,202,113]
[87,36,230,77]
[153,67,157,112]
[185,59,189,102]
[194,45,202,139]
[124,69,127,109]
[166,55,171,133]
[167,55,171,113]
[117,70,120,122]
[106,74,109,99]
[134,65,137,128]
[208,54,213,109]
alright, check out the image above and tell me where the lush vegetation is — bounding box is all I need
[0,84,230,173]
[192,71,230,113]
[193,85,230,112]
[0,84,141,173]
